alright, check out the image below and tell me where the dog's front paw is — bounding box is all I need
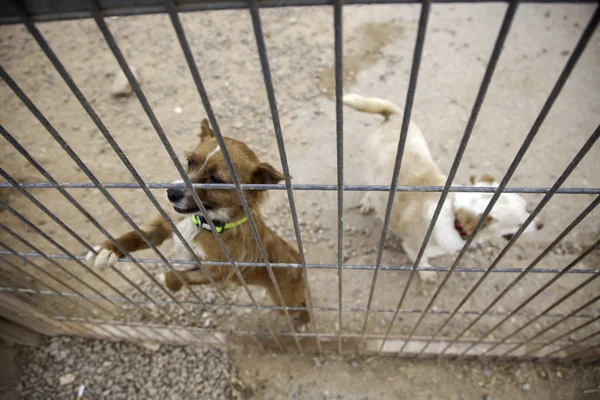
[359,195,374,215]
[418,270,438,284]
[164,271,184,292]
[86,245,120,269]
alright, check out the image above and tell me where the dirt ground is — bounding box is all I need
[2,338,600,400]
[0,0,599,386]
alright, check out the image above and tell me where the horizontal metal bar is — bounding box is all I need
[2,285,596,321]
[1,181,597,194]
[1,250,597,274]
[52,315,580,351]
[2,0,597,25]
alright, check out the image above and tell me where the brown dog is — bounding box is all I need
[86,119,309,326]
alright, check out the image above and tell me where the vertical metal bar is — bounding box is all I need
[565,338,600,364]
[0,137,216,345]
[395,0,519,357]
[418,7,600,358]
[507,297,600,358]
[419,125,600,357]
[0,291,87,337]
[0,223,119,318]
[10,0,253,347]
[479,237,600,357]
[0,74,224,346]
[10,0,232,308]
[0,259,101,338]
[0,168,172,326]
[0,183,95,255]
[450,195,600,358]
[160,0,288,352]
[0,200,197,343]
[333,0,344,355]
[541,330,600,361]
[0,70,191,310]
[91,0,288,351]
[564,346,600,364]
[491,255,600,357]
[357,0,431,354]
[0,125,175,317]
[0,200,142,314]
[248,0,323,353]
[0,248,143,340]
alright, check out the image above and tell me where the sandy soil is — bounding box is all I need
[236,351,600,400]
[0,1,599,366]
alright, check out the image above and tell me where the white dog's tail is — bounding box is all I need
[342,93,402,117]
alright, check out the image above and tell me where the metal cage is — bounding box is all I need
[0,0,598,362]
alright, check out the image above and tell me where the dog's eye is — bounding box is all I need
[186,158,193,169]
[209,174,224,184]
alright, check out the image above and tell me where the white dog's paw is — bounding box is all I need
[358,195,374,215]
[418,270,438,284]
[85,245,119,269]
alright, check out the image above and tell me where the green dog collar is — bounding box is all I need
[192,214,248,233]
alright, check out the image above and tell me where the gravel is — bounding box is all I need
[16,337,245,399]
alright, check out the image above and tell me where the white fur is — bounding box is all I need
[86,245,119,269]
[200,145,221,173]
[205,208,231,222]
[171,217,207,265]
[342,93,402,116]
[344,93,540,285]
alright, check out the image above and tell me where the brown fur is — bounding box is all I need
[470,174,496,185]
[454,209,494,236]
[95,119,309,326]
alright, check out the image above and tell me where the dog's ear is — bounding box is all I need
[252,162,285,185]
[470,174,496,185]
[199,118,215,142]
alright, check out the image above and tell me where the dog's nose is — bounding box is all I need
[167,188,184,203]
[536,220,544,230]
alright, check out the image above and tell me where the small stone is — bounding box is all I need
[59,373,76,386]
[110,66,140,96]
[174,106,183,114]
[140,342,161,352]
[522,383,531,391]
[350,361,359,368]
[483,395,492,400]
[313,357,322,368]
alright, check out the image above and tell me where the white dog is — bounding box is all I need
[343,94,543,284]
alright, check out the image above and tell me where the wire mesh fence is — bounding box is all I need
[0,0,598,362]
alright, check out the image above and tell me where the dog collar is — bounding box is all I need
[454,218,468,240]
[191,214,248,233]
